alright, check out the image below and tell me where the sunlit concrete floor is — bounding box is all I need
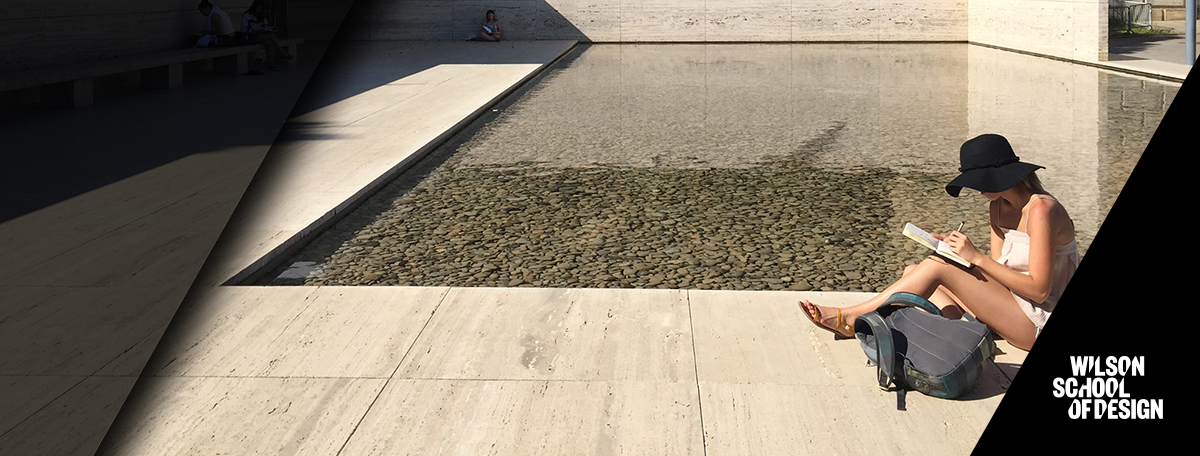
[0,42,334,454]
[1106,23,1198,80]
[100,286,1024,455]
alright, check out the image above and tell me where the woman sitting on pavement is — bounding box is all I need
[475,10,503,41]
[799,134,1080,351]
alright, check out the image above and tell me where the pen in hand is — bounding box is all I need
[956,221,964,233]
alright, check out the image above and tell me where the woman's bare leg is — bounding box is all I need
[478,31,496,41]
[800,255,1037,349]
[902,264,965,319]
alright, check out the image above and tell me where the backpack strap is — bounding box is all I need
[859,311,908,411]
[858,313,897,390]
[883,292,944,317]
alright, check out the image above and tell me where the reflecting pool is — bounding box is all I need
[263,44,1177,291]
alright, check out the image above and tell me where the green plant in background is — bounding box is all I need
[1110,26,1180,37]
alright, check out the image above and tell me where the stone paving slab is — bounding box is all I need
[690,290,879,385]
[0,376,86,437]
[110,286,1021,454]
[4,146,261,235]
[96,377,385,455]
[341,379,703,455]
[397,287,695,382]
[0,376,137,455]
[8,229,220,289]
[143,287,448,378]
[700,382,1000,456]
[0,287,181,376]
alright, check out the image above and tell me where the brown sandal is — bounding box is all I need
[799,300,854,340]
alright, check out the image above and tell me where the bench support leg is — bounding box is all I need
[41,78,93,109]
[287,44,299,66]
[213,53,248,75]
[142,63,183,89]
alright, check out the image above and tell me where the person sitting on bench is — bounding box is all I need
[476,10,503,42]
[240,0,292,70]
[196,0,236,47]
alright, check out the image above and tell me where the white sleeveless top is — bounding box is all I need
[995,196,1080,330]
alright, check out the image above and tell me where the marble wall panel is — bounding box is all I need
[288,0,356,40]
[969,0,1107,62]
[454,0,539,41]
[791,0,882,41]
[705,0,793,42]
[537,0,622,41]
[348,0,1110,56]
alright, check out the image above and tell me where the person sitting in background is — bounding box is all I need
[196,0,236,47]
[240,0,292,71]
[475,10,503,41]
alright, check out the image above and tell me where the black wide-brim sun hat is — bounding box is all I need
[945,134,1045,197]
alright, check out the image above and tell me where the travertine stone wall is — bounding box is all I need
[338,0,1107,62]
[3,0,1110,82]
[339,0,969,42]
[288,0,355,40]
[969,0,1108,61]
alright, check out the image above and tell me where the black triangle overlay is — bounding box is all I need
[972,65,1195,453]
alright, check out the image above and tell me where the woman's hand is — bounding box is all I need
[943,231,984,265]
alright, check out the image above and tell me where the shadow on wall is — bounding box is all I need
[336,0,587,41]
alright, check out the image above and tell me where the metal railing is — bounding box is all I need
[1109,1,1153,33]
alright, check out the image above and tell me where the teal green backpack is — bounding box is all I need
[854,292,996,410]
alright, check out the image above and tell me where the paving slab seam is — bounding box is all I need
[224,41,580,286]
[340,72,461,128]
[334,286,452,456]
[87,331,161,377]
[0,376,89,439]
[0,308,163,428]
[685,290,711,456]
[384,377,697,383]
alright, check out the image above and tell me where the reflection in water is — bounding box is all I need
[263,44,1177,291]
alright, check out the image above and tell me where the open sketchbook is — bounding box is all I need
[902,223,972,268]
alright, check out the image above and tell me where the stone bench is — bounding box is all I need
[0,38,304,109]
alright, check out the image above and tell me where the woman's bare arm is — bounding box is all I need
[971,198,1059,302]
